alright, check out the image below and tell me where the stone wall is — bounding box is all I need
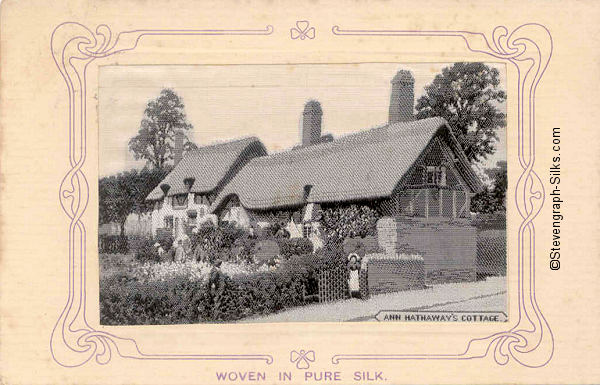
[365,254,425,294]
[376,217,477,284]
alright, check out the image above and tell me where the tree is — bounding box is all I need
[129,89,197,170]
[99,167,171,236]
[470,166,507,214]
[415,62,506,162]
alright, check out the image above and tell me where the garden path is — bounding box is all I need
[241,276,506,323]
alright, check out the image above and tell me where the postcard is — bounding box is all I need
[0,0,599,384]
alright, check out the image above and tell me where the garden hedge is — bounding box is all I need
[100,247,349,324]
[100,264,307,324]
[99,235,129,254]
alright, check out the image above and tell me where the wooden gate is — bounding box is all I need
[317,267,349,303]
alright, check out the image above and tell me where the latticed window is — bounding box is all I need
[302,223,312,238]
[426,166,446,186]
[173,194,188,207]
[207,193,216,205]
[164,216,174,229]
[194,193,211,205]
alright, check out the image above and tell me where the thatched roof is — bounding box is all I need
[145,137,267,200]
[211,117,482,211]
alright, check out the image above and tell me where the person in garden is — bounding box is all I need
[347,253,361,293]
[183,237,192,260]
[174,239,186,262]
[154,242,165,259]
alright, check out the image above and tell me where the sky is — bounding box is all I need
[99,63,506,176]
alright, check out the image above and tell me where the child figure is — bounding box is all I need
[154,242,166,261]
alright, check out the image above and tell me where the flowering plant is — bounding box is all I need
[131,260,272,283]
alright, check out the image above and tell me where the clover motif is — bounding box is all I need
[290,349,315,369]
[290,21,315,40]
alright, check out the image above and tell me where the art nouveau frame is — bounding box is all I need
[50,21,553,369]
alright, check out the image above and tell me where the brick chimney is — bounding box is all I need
[388,70,415,123]
[301,100,322,146]
[174,130,184,165]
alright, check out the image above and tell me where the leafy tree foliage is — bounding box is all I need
[99,167,171,235]
[415,62,506,162]
[470,167,507,214]
[129,89,197,170]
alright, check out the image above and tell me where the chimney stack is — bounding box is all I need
[301,100,322,147]
[174,130,184,165]
[388,70,415,123]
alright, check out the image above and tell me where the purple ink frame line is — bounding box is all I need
[330,24,554,368]
[49,21,553,368]
[49,22,275,367]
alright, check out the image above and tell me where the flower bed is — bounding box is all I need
[131,260,270,283]
[100,261,305,324]
[100,246,349,324]
[100,221,355,324]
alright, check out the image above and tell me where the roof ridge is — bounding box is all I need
[188,136,260,154]
[246,117,447,164]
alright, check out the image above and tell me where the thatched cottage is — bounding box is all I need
[145,70,484,280]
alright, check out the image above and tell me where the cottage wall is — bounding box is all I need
[148,139,267,236]
[376,217,477,284]
[383,136,473,219]
[151,193,212,237]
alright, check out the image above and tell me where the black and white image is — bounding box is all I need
[98,63,507,324]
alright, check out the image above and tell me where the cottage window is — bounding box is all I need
[302,223,312,238]
[164,216,174,229]
[173,194,188,208]
[426,166,446,187]
[194,193,210,205]
[207,193,216,205]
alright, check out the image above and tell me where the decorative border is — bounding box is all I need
[49,22,274,367]
[50,20,553,369]
[330,24,554,368]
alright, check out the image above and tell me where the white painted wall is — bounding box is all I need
[151,192,211,236]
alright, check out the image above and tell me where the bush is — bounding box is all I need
[99,245,352,324]
[320,204,381,244]
[197,269,306,321]
[99,235,129,254]
[100,263,307,324]
[128,236,160,263]
[279,244,348,296]
[278,238,313,258]
[100,274,206,325]
[99,237,352,325]
[155,232,174,251]
[253,240,281,265]
[190,223,248,262]
[342,236,380,257]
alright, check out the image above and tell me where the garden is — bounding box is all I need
[99,203,507,325]
[99,222,352,325]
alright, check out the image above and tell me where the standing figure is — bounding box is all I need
[174,239,185,262]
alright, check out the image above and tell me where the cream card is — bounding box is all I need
[1,0,599,384]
